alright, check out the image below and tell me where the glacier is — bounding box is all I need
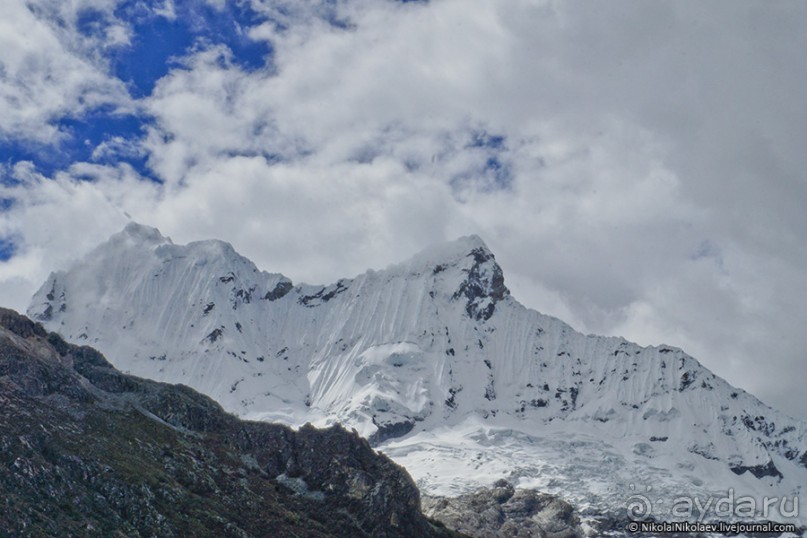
[28,222,807,527]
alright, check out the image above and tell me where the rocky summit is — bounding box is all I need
[0,308,461,537]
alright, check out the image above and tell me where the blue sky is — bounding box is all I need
[2,0,807,420]
[108,1,272,96]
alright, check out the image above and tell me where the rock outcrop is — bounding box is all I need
[422,480,583,538]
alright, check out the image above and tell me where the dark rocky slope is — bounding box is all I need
[0,308,461,537]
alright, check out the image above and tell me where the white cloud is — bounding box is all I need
[90,135,145,161]
[2,0,807,419]
[0,0,132,143]
[152,0,177,20]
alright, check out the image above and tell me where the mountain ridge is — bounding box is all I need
[27,223,807,525]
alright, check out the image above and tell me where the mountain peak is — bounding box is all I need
[452,233,488,251]
[434,233,490,257]
[403,234,495,273]
[117,221,169,246]
[396,234,508,321]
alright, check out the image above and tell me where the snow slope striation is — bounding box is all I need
[28,223,807,526]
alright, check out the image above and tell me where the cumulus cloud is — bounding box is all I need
[0,1,140,143]
[1,0,806,419]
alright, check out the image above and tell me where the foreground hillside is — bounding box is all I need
[0,308,460,537]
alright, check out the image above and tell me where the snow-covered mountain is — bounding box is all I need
[28,223,807,526]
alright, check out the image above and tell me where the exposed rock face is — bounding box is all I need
[729,460,783,480]
[422,480,583,538]
[451,245,509,321]
[0,308,460,538]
